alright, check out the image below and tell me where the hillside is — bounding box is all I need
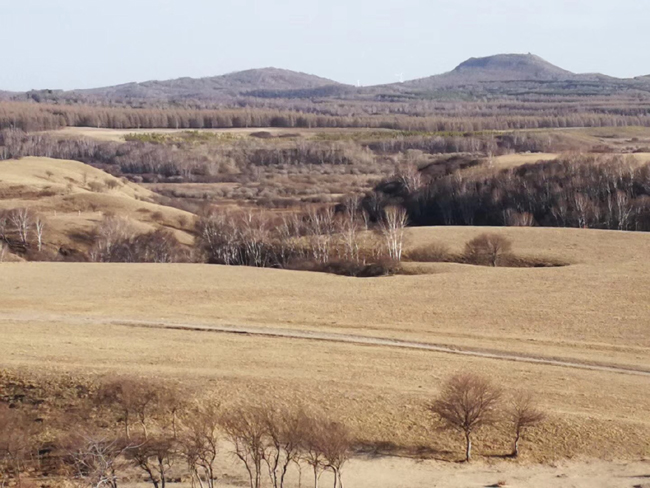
[0,157,195,259]
[397,53,622,91]
[446,53,577,81]
[9,54,650,105]
[66,67,344,101]
[0,226,649,465]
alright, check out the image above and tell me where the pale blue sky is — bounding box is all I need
[1,0,649,91]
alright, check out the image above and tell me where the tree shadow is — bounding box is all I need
[353,441,456,463]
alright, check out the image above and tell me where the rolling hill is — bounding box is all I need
[9,54,650,103]
[67,68,345,101]
[0,157,195,260]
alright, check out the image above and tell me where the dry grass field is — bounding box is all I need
[1,227,649,479]
[1,150,649,486]
[0,157,195,255]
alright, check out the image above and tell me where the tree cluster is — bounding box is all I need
[196,204,405,276]
[88,216,186,263]
[431,373,546,462]
[372,155,650,231]
[1,376,354,488]
[0,207,46,257]
[1,372,547,488]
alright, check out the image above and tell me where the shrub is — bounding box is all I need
[463,233,513,267]
[404,242,452,262]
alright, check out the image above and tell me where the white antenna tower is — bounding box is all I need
[356,79,362,88]
[395,72,404,83]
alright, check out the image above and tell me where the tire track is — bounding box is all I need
[109,319,650,377]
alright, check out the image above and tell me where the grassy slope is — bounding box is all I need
[0,157,196,253]
[0,226,648,462]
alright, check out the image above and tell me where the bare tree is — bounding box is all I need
[377,206,408,262]
[507,391,546,457]
[180,404,220,488]
[305,207,335,264]
[300,416,329,488]
[395,163,423,193]
[336,201,361,263]
[0,405,39,487]
[221,406,266,488]
[430,373,502,462]
[319,422,352,488]
[95,377,162,440]
[125,436,176,488]
[464,233,513,267]
[67,433,132,488]
[89,216,134,262]
[8,208,32,246]
[0,211,8,242]
[34,215,45,252]
[261,406,306,488]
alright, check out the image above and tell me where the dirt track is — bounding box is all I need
[111,319,650,377]
[3,312,647,377]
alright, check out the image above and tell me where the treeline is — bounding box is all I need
[0,129,585,186]
[0,129,376,182]
[85,205,405,277]
[2,101,650,132]
[372,155,650,231]
[0,372,546,488]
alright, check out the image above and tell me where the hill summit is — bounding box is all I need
[451,53,575,81]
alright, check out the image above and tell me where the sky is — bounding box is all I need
[1,0,649,91]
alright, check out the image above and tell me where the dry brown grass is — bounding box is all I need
[0,226,648,465]
[0,157,196,254]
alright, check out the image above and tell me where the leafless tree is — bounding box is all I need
[8,208,32,246]
[89,216,134,262]
[95,377,162,440]
[336,201,361,263]
[0,212,8,242]
[221,406,266,488]
[0,405,39,487]
[395,163,423,193]
[300,416,329,488]
[507,391,546,457]
[430,373,502,462]
[319,422,352,488]
[180,404,220,488]
[125,436,176,488]
[464,233,513,267]
[377,206,408,262]
[34,216,45,252]
[260,406,306,488]
[67,433,132,488]
[305,207,335,264]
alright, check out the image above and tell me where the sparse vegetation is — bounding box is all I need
[464,234,513,267]
[0,370,552,488]
[430,373,503,462]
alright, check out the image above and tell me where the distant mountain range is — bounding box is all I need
[13,54,650,103]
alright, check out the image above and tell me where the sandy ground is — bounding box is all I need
[122,455,650,488]
[316,457,650,488]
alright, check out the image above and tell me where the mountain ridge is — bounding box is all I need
[11,54,650,102]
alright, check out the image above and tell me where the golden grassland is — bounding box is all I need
[0,157,196,252]
[0,226,649,465]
